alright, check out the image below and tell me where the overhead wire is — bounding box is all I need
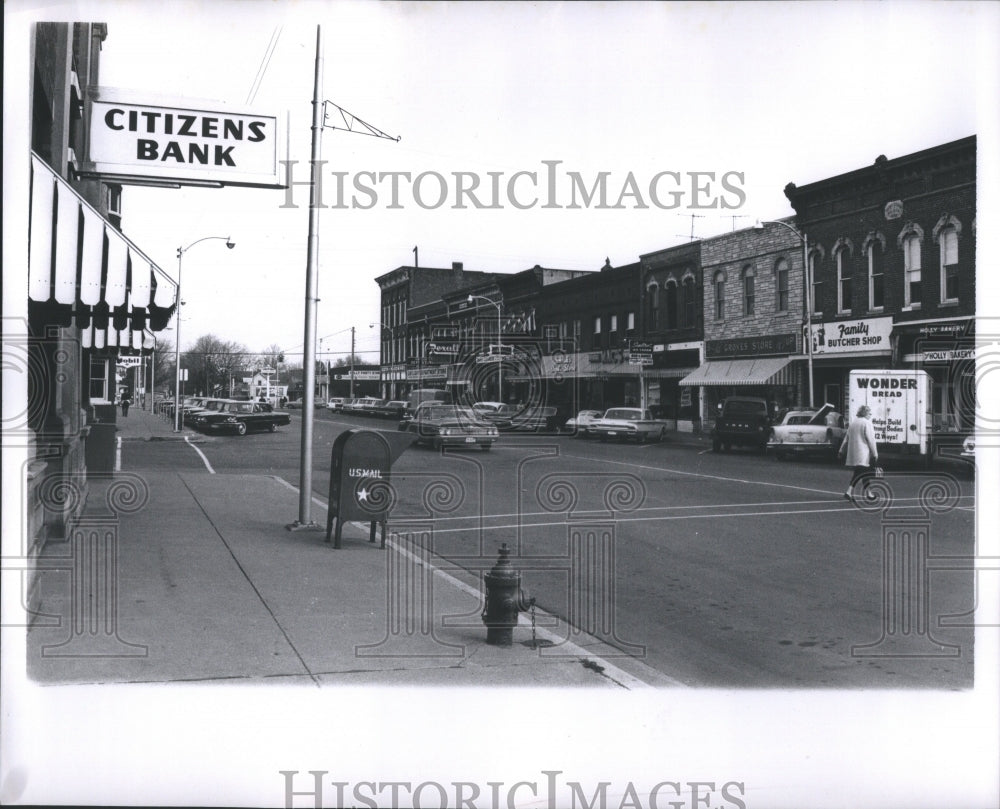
[246,26,282,105]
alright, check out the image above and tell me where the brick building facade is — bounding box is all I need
[785,136,976,429]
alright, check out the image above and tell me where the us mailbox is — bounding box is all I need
[326,429,415,548]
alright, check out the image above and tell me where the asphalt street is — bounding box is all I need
[132,408,977,688]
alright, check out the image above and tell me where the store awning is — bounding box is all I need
[28,153,177,352]
[679,356,796,386]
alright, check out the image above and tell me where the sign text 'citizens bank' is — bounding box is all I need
[82,88,285,188]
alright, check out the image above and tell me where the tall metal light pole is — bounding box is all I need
[468,294,503,403]
[173,236,235,431]
[755,219,813,408]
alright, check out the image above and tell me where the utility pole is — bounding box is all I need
[350,326,355,398]
[288,25,324,531]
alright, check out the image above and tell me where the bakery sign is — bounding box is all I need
[807,316,892,355]
[79,87,286,188]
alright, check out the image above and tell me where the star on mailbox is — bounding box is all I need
[357,487,370,503]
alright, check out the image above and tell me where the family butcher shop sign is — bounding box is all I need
[81,88,286,188]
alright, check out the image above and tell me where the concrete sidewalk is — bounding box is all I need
[27,405,676,688]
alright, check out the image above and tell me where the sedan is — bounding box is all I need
[766,404,846,460]
[564,409,603,437]
[196,400,291,436]
[404,405,499,450]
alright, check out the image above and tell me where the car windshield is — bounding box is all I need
[604,409,640,420]
[725,401,766,416]
[224,402,255,414]
[579,410,601,418]
[786,415,813,425]
[423,406,479,422]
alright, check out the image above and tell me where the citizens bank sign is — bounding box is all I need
[80,88,286,188]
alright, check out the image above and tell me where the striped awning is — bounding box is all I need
[28,153,177,351]
[679,356,796,386]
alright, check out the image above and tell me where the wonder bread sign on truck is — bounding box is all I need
[79,87,286,188]
[848,369,933,456]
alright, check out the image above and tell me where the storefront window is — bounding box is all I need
[89,356,110,402]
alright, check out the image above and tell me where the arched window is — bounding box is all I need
[646,283,659,331]
[741,265,755,316]
[774,258,789,312]
[809,248,823,316]
[714,271,726,320]
[902,231,923,307]
[939,225,960,303]
[664,279,679,330]
[866,235,885,311]
[836,243,852,314]
[682,275,697,328]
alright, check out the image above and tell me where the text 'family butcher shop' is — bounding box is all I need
[84,92,285,189]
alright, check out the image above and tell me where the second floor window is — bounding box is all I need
[665,281,678,330]
[627,311,635,332]
[775,259,789,312]
[714,272,726,320]
[682,277,696,328]
[940,226,959,302]
[836,247,852,314]
[810,251,823,316]
[868,239,885,310]
[647,285,659,331]
[742,266,755,316]
[903,233,922,307]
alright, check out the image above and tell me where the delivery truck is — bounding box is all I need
[848,369,933,463]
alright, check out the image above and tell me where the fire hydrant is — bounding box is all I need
[482,543,534,647]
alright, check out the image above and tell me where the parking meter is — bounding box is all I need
[326,429,415,548]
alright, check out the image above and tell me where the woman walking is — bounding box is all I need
[839,405,879,501]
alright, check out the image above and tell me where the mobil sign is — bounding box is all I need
[80,87,286,188]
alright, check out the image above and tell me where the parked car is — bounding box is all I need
[196,400,292,436]
[356,397,385,414]
[507,405,561,432]
[712,396,775,453]
[189,399,236,431]
[402,404,498,450]
[590,407,667,443]
[564,409,603,437]
[326,397,345,411]
[766,403,846,460]
[472,401,515,430]
[375,400,408,420]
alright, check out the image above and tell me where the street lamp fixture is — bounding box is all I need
[173,236,235,431]
[754,219,814,408]
[467,294,503,403]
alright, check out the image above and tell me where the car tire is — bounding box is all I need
[712,438,721,452]
[723,443,731,452]
[268,423,277,432]
[481,443,492,452]
[235,422,247,436]
[431,437,442,451]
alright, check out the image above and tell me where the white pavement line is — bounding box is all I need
[268,475,662,689]
[381,495,975,525]
[185,436,215,474]
[409,500,977,536]
[562,451,846,495]
[115,435,122,472]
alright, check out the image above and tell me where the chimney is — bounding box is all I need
[452,261,464,271]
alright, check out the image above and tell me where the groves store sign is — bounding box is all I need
[705,333,796,359]
[81,88,286,188]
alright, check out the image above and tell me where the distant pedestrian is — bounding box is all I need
[120,394,131,417]
[839,405,878,501]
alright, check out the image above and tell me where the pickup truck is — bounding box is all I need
[590,407,667,443]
